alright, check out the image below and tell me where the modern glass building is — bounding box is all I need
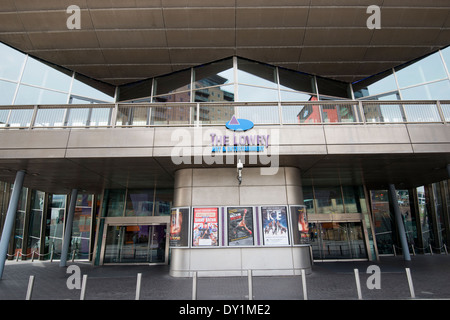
[0,2,449,278]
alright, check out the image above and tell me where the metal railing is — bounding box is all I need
[0,100,448,130]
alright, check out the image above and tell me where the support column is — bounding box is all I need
[60,189,78,267]
[0,170,26,279]
[389,184,411,261]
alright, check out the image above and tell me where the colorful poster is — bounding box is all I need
[290,205,309,245]
[261,206,289,245]
[227,207,253,246]
[192,207,219,247]
[169,207,189,247]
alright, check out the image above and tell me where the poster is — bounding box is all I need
[227,207,253,246]
[290,205,309,245]
[169,207,189,247]
[192,207,219,247]
[261,206,289,245]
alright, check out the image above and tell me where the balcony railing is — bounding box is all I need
[0,101,448,130]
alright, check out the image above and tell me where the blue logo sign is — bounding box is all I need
[225,115,254,132]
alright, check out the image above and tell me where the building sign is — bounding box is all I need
[211,115,269,153]
[169,207,190,247]
[192,207,219,247]
[227,207,254,246]
[290,205,309,245]
[261,206,289,245]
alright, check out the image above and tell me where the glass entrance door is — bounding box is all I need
[103,224,167,264]
[310,222,367,260]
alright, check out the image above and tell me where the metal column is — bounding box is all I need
[0,170,26,279]
[60,189,78,267]
[389,184,411,261]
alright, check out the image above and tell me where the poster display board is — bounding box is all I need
[169,207,190,247]
[261,206,289,245]
[227,207,254,246]
[290,205,310,245]
[192,207,219,247]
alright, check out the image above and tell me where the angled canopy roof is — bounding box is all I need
[0,1,449,86]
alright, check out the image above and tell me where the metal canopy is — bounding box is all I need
[0,1,449,87]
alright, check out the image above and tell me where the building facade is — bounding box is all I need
[0,3,449,277]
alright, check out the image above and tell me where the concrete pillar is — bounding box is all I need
[0,170,26,279]
[389,184,411,261]
[60,189,78,267]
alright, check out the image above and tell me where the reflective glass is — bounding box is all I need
[370,190,394,255]
[194,84,234,102]
[14,85,68,105]
[21,57,72,92]
[45,194,66,260]
[278,68,315,93]
[153,91,191,103]
[0,109,9,126]
[236,105,279,124]
[34,108,66,127]
[8,108,33,127]
[282,104,321,124]
[237,85,279,102]
[67,108,90,126]
[194,58,234,88]
[71,194,92,259]
[150,104,192,125]
[27,190,45,256]
[196,105,235,124]
[237,58,277,88]
[302,186,315,214]
[280,90,315,102]
[403,103,441,122]
[363,103,405,123]
[125,189,154,216]
[441,47,450,71]
[395,52,447,88]
[316,77,351,98]
[314,186,344,214]
[353,70,397,98]
[400,80,450,100]
[0,80,17,105]
[90,108,112,126]
[155,188,173,216]
[342,186,367,213]
[154,69,191,96]
[105,189,126,217]
[417,186,433,252]
[0,43,26,81]
[71,76,114,102]
[118,79,152,102]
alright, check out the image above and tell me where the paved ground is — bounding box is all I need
[0,254,449,301]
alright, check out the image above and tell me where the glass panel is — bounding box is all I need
[13,187,27,258]
[71,194,92,259]
[353,70,397,98]
[395,51,447,88]
[441,47,450,71]
[371,190,394,255]
[154,69,191,96]
[282,104,321,124]
[194,84,235,103]
[363,103,405,123]
[45,194,66,260]
[90,108,111,126]
[280,90,315,102]
[153,91,191,103]
[321,104,356,123]
[0,43,26,81]
[21,57,72,92]
[0,80,17,105]
[347,222,367,259]
[403,103,441,122]
[66,108,89,126]
[116,106,148,126]
[0,109,8,126]
[314,186,344,214]
[105,189,126,217]
[118,79,152,102]
[14,85,68,105]
[170,208,190,247]
[302,186,315,214]
[236,104,279,124]
[316,77,351,98]
[34,108,66,127]
[194,58,234,88]
[237,85,279,102]
[261,206,290,246]
[342,186,367,213]
[197,104,235,124]
[150,105,192,125]
[8,108,33,127]
[192,208,219,247]
[125,189,153,216]
[278,68,315,93]
[154,188,173,216]
[417,186,434,253]
[237,58,277,88]
[227,207,254,246]
[71,76,114,102]
[27,190,45,256]
[401,80,450,100]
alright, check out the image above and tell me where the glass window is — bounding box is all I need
[237,85,279,102]
[342,186,367,213]
[153,91,191,103]
[280,90,315,102]
[370,190,394,255]
[0,80,17,105]
[302,186,315,214]
[194,85,235,103]
[21,57,72,92]
[45,194,66,260]
[0,43,26,81]
[237,58,277,88]
[441,47,450,72]
[194,58,234,88]
[353,70,397,98]
[154,69,191,96]
[278,68,315,93]
[314,186,344,214]
[316,77,351,99]
[71,194,93,259]
[395,52,448,88]
[155,188,173,216]
[27,190,45,256]
[118,79,152,102]
[400,80,450,100]
[105,189,126,217]
[125,189,153,216]
[14,85,68,105]
[71,76,114,102]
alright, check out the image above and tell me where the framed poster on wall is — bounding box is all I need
[227,207,254,246]
[290,205,310,245]
[192,207,219,247]
[169,207,190,247]
[261,206,289,245]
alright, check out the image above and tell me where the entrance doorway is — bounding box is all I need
[310,222,367,260]
[103,224,168,264]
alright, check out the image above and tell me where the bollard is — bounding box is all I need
[354,269,362,300]
[25,275,35,300]
[301,269,308,300]
[80,274,88,300]
[248,270,253,300]
[405,268,415,298]
[135,273,142,300]
[192,271,197,300]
